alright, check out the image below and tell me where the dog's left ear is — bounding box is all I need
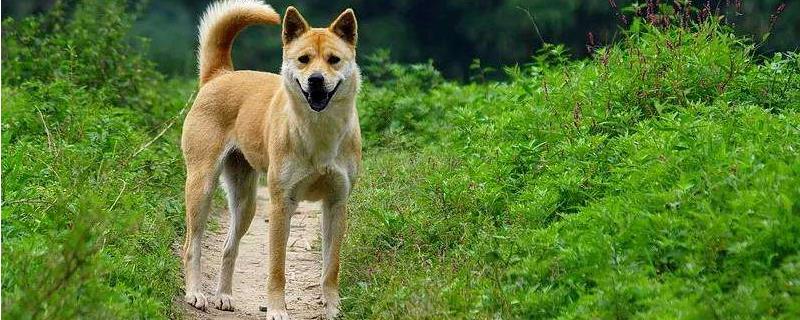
[329,9,357,46]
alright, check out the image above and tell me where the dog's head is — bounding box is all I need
[281,7,359,113]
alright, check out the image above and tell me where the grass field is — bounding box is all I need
[2,1,799,319]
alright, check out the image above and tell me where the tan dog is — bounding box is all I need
[181,1,361,319]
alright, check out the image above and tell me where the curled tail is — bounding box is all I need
[197,0,279,85]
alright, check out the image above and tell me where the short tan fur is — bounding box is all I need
[181,1,361,319]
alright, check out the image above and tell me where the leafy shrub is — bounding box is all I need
[1,0,170,119]
[1,1,192,318]
[3,1,799,319]
[344,17,800,319]
[358,49,500,149]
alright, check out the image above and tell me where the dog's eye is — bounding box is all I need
[328,55,340,64]
[298,55,310,64]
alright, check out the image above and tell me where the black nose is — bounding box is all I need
[308,73,324,88]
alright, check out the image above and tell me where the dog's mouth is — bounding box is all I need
[296,79,341,112]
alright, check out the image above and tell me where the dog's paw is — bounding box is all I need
[322,292,341,319]
[210,293,235,311]
[323,301,340,319]
[185,290,208,311]
[265,308,290,320]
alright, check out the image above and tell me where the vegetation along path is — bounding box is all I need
[183,187,324,320]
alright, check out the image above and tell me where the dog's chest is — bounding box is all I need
[298,117,347,165]
[280,156,351,202]
[276,110,357,201]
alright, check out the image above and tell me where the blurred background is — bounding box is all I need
[3,0,798,79]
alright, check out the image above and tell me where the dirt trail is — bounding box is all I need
[183,187,324,320]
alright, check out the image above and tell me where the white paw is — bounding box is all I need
[323,293,341,319]
[210,293,235,311]
[323,302,340,319]
[185,290,208,311]
[266,308,290,320]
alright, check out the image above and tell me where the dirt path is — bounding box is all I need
[182,187,324,320]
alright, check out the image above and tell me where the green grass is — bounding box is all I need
[3,1,800,319]
[343,20,800,319]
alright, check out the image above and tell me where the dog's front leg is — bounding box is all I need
[265,188,295,320]
[321,199,347,319]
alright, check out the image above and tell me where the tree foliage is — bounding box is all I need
[5,0,796,79]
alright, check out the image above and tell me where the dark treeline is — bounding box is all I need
[3,0,798,79]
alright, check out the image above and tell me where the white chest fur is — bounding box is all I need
[279,106,357,202]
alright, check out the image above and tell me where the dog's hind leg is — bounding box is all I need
[183,161,223,311]
[182,128,228,311]
[211,150,258,311]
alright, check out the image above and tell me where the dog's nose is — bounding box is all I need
[308,73,324,88]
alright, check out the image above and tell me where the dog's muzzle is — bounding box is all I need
[297,73,340,112]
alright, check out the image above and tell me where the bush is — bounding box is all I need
[1,1,192,318]
[344,18,800,319]
[3,1,799,318]
[1,0,170,118]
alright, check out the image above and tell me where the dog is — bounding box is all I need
[181,1,361,319]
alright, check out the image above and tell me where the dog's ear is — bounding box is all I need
[329,9,357,46]
[283,6,309,45]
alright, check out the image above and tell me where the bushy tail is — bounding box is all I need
[197,0,279,85]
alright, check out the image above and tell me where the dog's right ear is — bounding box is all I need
[283,6,309,45]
